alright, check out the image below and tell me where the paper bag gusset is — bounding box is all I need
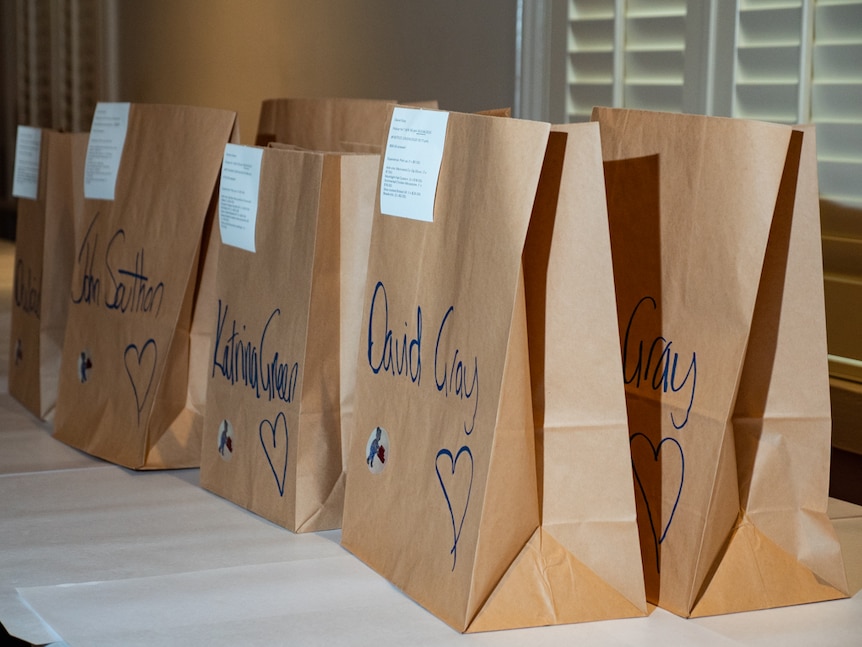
[199,144,378,532]
[9,130,87,420]
[53,103,238,469]
[341,107,646,632]
[593,106,848,617]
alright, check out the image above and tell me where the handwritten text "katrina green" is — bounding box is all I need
[211,300,299,404]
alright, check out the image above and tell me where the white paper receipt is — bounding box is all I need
[380,107,449,222]
[218,144,263,252]
[12,126,42,200]
[84,102,130,200]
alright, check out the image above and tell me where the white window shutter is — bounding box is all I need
[566,0,708,120]
[561,0,862,381]
[730,0,809,124]
[566,0,620,122]
[811,0,862,209]
[814,0,862,380]
[622,0,688,112]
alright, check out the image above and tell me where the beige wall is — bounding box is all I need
[114,0,518,144]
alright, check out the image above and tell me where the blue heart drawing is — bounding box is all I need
[630,432,684,573]
[260,412,289,497]
[435,445,474,571]
[123,339,157,424]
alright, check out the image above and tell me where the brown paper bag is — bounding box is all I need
[256,97,396,151]
[341,107,647,632]
[593,107,848,616]
[9,130,87,420]
[199,144,378,532]
[53,103,238,469]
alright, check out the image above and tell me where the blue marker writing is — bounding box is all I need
[622,296,697,430]
[14,259,41,318]
[104,229,165,315]
[212,300,300,404]
[71,212,101,306]
[434,306,479,435]
[367,281,422,384]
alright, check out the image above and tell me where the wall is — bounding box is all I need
[114,0,519,144]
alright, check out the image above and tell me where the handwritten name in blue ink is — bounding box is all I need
[434,306,479,435]
[71,212,165,316]
[71,212,101,306]
[366,281,480,434]
[622,296,697,430]
[212,300,299,404]
[367,281,422,383]
[14,259,40,318]
[104,230,164,315]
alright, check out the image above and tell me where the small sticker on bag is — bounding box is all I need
[217,419,235,461]
[365,426,390,474]
[380,107,448,222]
[78,349,93,383]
